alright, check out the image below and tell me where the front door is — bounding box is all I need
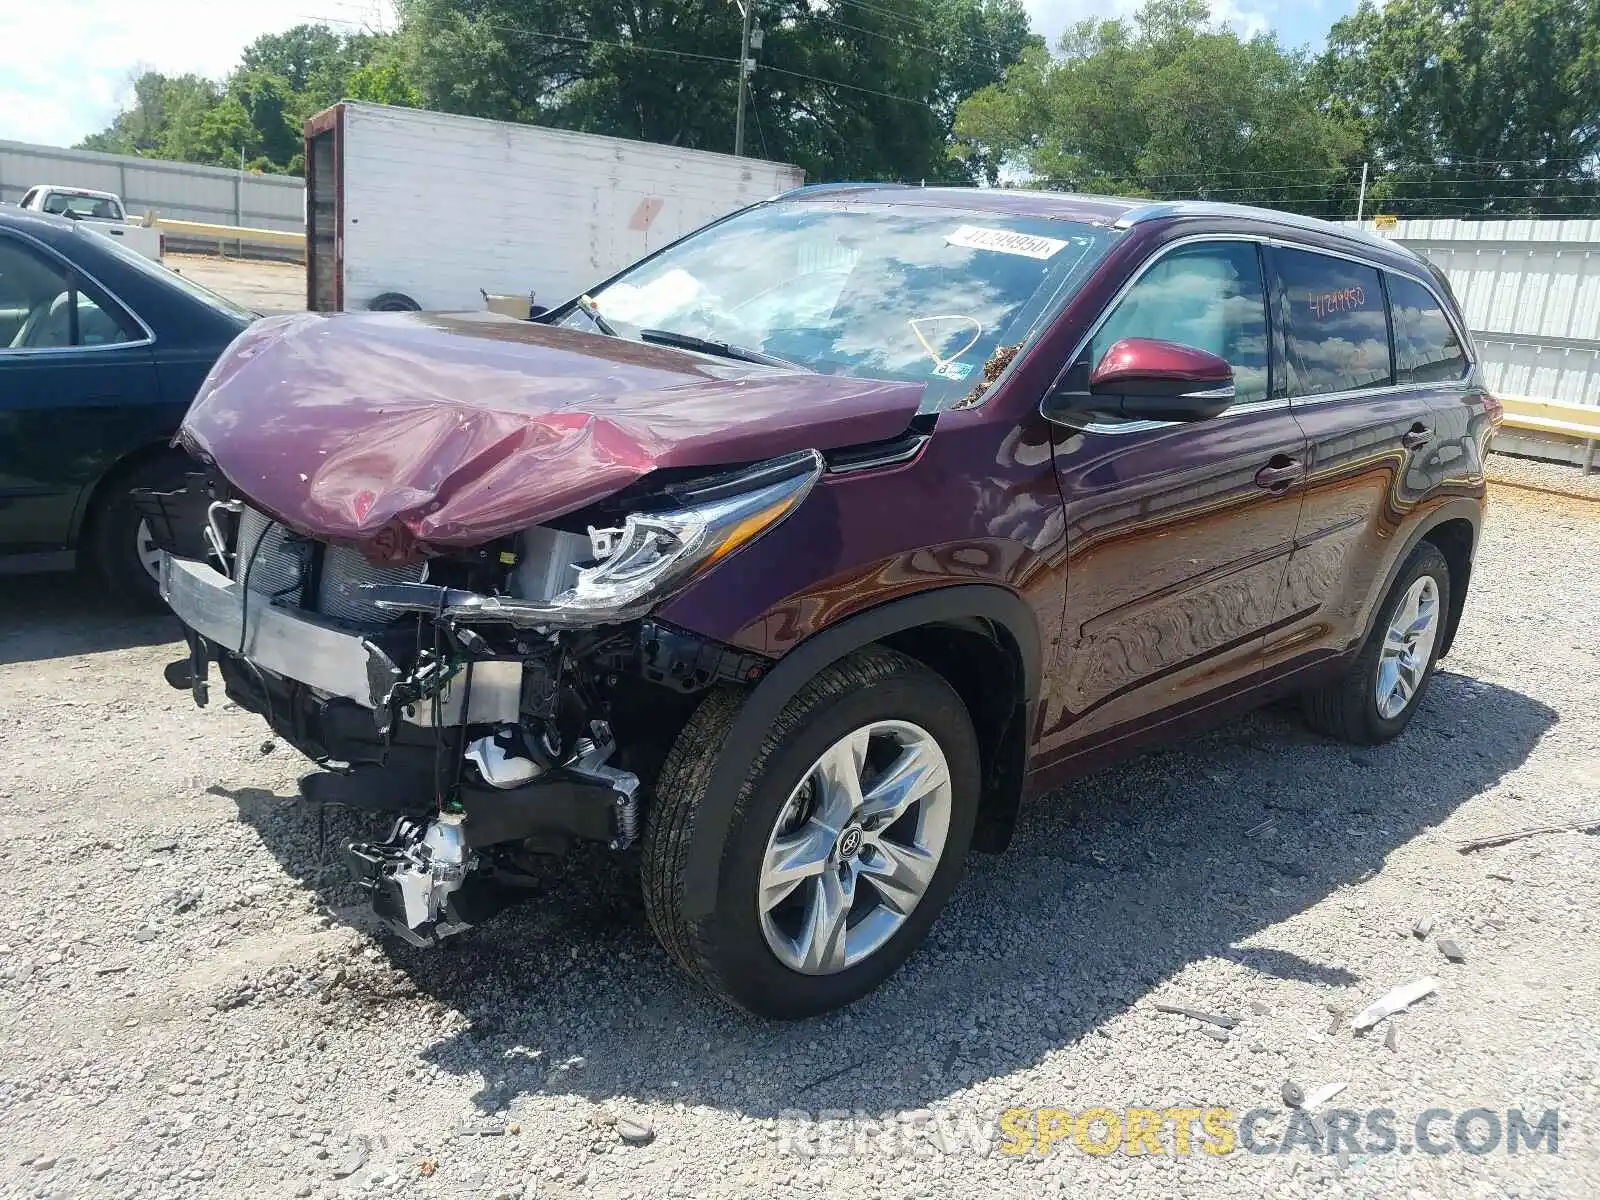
[0,232,156,558]
[1035,238,1308,765]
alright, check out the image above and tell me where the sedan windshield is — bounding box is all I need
[562,200,1114,409]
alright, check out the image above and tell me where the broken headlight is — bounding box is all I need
[370,449,823,628]
[566,448,822,622]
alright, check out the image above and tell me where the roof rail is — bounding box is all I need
[1113,200,1415,257]
[774,181,914,200]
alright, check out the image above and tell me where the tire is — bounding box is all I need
[368,292,421,312]
[86,453,191,607]
[1301,541,1451,745]
[642,646,980,1019]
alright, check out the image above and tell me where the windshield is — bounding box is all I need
[83,224,257,323]
[560,200,1114,409]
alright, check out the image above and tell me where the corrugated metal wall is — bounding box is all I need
[0,139,304,230]
[1356,217,1600,465]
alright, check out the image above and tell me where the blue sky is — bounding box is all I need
[0,0,1363,151]
[1026,0,1362,50]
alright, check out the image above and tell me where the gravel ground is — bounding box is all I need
[1487,450,1600,503]
[2,482,1597,1200]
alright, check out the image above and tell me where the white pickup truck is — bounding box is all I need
[17,186,164,262]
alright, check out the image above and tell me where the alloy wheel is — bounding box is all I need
[135,518,163,584]
[1375,575,1440,719]
[757,720,953,975]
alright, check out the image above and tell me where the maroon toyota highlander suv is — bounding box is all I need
[152,187,1495,1017]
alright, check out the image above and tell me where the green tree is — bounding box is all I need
[77,2,1032,182]
[391,0,1034,182]
[1316,0,1600,216]
[953,0,1359,212]
[77,25,415,174]
[78,73,222,160]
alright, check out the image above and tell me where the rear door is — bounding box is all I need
[0,231,157,557]
[1263,243,1458,664]
[1037,238,1310,758]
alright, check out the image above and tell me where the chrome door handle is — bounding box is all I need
[1254,458,1306,491]
[1402,424,1433,450]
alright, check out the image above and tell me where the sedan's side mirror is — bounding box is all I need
[1047,337,1236,424]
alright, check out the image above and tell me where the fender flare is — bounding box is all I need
[1358,497,1481,654]
[680,583,1042,920]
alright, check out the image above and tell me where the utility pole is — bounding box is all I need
[734,0,755,156]
[1356,161,1369,225]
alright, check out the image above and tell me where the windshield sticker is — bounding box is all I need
[946,224,1070,260]
[933,360,975,381]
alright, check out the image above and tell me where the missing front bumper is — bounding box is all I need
[159,553,519,726]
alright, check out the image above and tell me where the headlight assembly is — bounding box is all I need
[368,449,823,628]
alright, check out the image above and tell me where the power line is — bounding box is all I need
[763,63,933,108]
[807,13,946,58]
[747,79,772,160]
[297,8,934,109]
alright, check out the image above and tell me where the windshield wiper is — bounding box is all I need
[639,328,805,371]
[575,293,619,337]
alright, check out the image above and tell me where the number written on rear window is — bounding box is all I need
[1273,247,1391,397]
[1388,273,1468,384]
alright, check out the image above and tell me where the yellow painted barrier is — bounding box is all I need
[151,217,305,251]
[1497,395,1600,475]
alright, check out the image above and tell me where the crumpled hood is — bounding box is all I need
[179,311,926,561]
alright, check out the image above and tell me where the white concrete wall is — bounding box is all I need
[0,139,304,230]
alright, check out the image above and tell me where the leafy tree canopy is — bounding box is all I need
[952,0,1359,213]
[72,0,1600,216]
[1314,0,1600,216]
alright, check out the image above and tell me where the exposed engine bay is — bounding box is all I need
[145,452,817,947]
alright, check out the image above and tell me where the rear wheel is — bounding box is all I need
[1301,542,1451,744]
[368,292,420,312]
[642,647,980,1019]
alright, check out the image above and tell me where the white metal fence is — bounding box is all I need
[1357,216,1600,466]
[0,139,304,231]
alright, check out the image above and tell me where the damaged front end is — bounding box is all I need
[149,450,818,946]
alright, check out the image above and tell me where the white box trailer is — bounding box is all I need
[303,102,806,313]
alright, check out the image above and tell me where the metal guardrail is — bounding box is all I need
[1497,395,1600,475]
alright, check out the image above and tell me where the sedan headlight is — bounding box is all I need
[369,450,823,628]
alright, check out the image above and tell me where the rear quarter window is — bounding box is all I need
[1388,273,1469,384]
[1273,246,1391,397]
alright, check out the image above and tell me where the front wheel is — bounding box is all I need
[1301,541,1451,744]
[642,647,980,1019]
[87,454,192,607]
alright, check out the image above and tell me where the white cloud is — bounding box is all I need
[0,0,394,147]
[1022,0,1271,47]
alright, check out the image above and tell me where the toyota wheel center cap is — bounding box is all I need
[837,826,864,859]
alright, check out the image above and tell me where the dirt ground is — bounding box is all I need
[167,253,306,315]
[0,476,1596,1200]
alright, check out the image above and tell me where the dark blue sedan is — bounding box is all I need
[0,208,253,599]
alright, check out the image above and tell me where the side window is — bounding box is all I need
[1090,241,1269,404]
[1273,247,1391,397]
[1388,273,1468,384]
[19,188,37,208]
[0,238,136,351]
